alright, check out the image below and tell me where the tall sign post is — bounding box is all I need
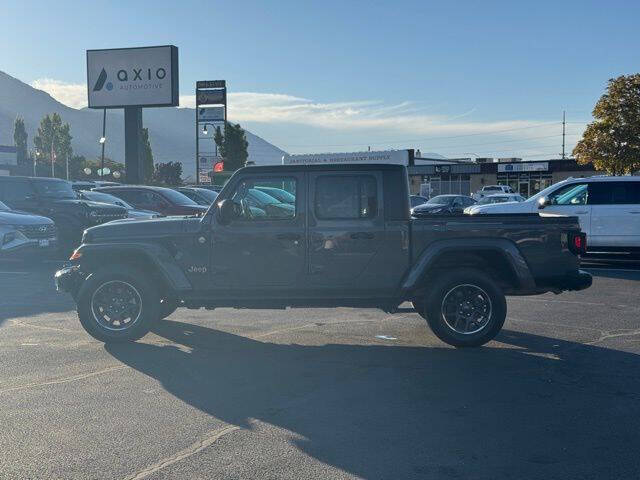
[195,80,226,184]
[86,45,179,184]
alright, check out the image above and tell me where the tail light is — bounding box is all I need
[569,232,587,255]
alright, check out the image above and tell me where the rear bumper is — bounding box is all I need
[563,269,593,291]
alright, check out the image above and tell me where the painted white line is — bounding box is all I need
[0,271,29,275]
[0,365,129,395]
[125,424,241,480]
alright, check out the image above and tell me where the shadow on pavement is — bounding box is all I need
[106,320,640,479]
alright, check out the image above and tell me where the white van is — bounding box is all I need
[465,176,640,251]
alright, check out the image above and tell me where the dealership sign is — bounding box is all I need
[283,150,411,166]
[87,45,179,108]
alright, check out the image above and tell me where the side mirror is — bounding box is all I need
[537,196,549,209]
[216,199,237,225]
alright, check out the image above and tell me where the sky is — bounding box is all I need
[2,0,639,158]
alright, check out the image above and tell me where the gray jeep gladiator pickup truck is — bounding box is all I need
[55,164,591,347]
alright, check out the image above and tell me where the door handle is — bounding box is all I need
[574,210,588,215]
[629,211,640,214]
[276,233,301,241]
[350,232,374,240]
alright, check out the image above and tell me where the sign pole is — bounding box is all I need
[124,106,144,184]
[195,105,200,184]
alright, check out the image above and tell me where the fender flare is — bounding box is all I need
[74,242,192,292]
[400,237,536,294]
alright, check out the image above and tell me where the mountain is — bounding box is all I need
[0,71,287,178]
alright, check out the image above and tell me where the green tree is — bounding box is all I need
[152,161,183,186]
[13,117,28,166]
[33,113,73,178]
[573,74,640,175]
[141,128,154,183]
[214,122,249,171]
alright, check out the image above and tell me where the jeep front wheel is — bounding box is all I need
[76,266,159,343]
[419,268,506,347]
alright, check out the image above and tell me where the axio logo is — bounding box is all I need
[92,68,108,91]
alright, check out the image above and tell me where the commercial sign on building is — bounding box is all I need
[498,162,548,173]
[283,150,411,166]
[87,45,179,108]
[0,145,18,166]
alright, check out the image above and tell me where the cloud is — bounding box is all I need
[32,78,586,157]
[31,78,88,109]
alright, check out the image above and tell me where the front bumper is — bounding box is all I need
[1,237,58,257]
[54,265,84,296]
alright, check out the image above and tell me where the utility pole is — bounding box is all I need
[561,111,566,160]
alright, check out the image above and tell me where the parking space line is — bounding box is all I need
[125,424,242,480]
[9,319,76,333]
[0,365,128,395]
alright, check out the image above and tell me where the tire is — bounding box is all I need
[76,265,160,343]
[418,268,506,347]
[159,297,179,319]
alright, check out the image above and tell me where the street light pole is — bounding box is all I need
[100,108,106,178]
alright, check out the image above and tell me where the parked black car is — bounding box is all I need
[56,163,590,348]
[411,194,476,216]
[175,187,218,206]
[94,185,209,216]
[0,176,127,253]
[410,195,429,208]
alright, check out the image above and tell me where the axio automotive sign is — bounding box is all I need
[87,45,179,108]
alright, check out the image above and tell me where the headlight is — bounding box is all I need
[2,230,27,245]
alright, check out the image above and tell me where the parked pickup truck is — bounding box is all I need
[55,164,592,347]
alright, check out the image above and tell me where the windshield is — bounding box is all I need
[0,200,9,211]
[479,195,510,204]
[32,179,77,199]
[82,191,134,210]
[257,187,295,204]
[192,188,218,203]
[426,195,454,205]
[248,188,280,206]
[158,188,199,206]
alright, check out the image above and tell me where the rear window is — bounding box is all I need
[589,182,640,205]
[315,175,377,219]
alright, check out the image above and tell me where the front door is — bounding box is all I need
[541,182,591,237]
[307,171,385,295]
[210,172,306,289]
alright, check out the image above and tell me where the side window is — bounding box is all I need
[315,175,377,219]
[111,190,136,203]
[230,176,296,221]
[589,182,640,205]
[547,183,588,206]
[1,180,32,203]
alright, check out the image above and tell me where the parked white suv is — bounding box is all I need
[465,176,640,251]
[472,185,515,201]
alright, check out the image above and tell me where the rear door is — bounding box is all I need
[589,181,640,248]
[307,171,385,294]
[542,181,591,237]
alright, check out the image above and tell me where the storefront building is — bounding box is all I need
[409,158,598,198]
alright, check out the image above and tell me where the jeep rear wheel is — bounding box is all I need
[419,268,506,347]
[76,266,159,343]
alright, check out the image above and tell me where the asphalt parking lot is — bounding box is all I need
[1,260,639,480]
